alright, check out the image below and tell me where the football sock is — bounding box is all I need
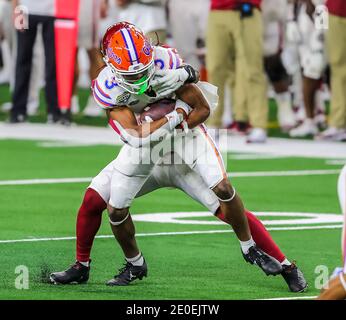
[239,237,255,254]
[79,261,89,267]
[126,252,144,266]
[76,188,107,262]
[216,209,286,263]
[281,258,291,266]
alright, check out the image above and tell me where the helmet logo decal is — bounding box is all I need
[143,40,151,56]
[107,48,122,65]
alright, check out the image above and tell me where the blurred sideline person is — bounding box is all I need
[9,0,60,123]
[317,165,346,299]
[206,0,268,143]
[317,0,346,141]
[73,0,108,117]
[114,0,167,44]
[167,0,209,71]
[262,0,296,132]
[287,0,328,138]
[0,0,43,115]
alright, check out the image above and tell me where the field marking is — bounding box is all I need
[133,211,343,226]
[229,169,340,178]
[0,224,342,244]
[0,169,340,186]
[260,295,317,300]
[0,177,93,186]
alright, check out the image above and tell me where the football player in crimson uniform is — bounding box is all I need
[317,165,346,300]
[51,22,307,292]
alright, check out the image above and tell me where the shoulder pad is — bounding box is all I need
[91,67,126,109]
[153,46,184,71]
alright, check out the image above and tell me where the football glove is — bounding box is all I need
[150,68,189,98]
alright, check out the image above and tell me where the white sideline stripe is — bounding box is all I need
[260,295,317,300]
[0,224,342,244]
[0,169,340,186]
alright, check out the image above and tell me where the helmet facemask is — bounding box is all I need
[104,56,155,95]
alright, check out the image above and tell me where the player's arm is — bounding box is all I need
[107,106,186,148]
[175,83,210,129]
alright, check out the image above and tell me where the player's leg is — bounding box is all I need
[50,161,115,284]
[106,167,150,286]
[264,53,296,132]
[183,127,282,275]
[167,159,306,291]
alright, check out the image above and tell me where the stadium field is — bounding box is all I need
[0,133,344,300]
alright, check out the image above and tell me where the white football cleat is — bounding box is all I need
[315,127,346,141]
[246,128,267,143]
[289,118,318,138]
[82,96,104,117]
[278,107,296,132]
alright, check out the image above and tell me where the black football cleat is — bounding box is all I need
[281,262,308,292]
[107,259,148,286]
[50,261,90,285]
[242,245,283,276]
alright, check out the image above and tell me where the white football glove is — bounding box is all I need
[150,68,189,98]
[286,21,302,44]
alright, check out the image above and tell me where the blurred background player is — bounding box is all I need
[167,0,209,71]
[317,165,346,300]
[317,0,346,141]
[287,0,328,138]
[262,0,296,132]
[9,0,61,123]
[113,0,167,44]
[206,0,268,143]
[72,0,108,117]
[0,0,43,117]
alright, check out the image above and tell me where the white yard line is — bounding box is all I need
[0,224,341,244]
[0,177,93,186]
[229,169,340,178]
[0,169,340,186]
[260,295,317,300]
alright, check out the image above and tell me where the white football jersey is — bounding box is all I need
[91,46,183,114]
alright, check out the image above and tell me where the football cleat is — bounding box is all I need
[281,262,308,293]
[107,259,148,286]
[246,128,267,143]
[50,261,90,285]
[242,245,283,276]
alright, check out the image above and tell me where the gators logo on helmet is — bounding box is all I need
[101,22,155,95]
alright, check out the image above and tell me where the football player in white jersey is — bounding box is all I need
[51,22,286,287]
[317,165,346,300]
[286,0,328,138]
